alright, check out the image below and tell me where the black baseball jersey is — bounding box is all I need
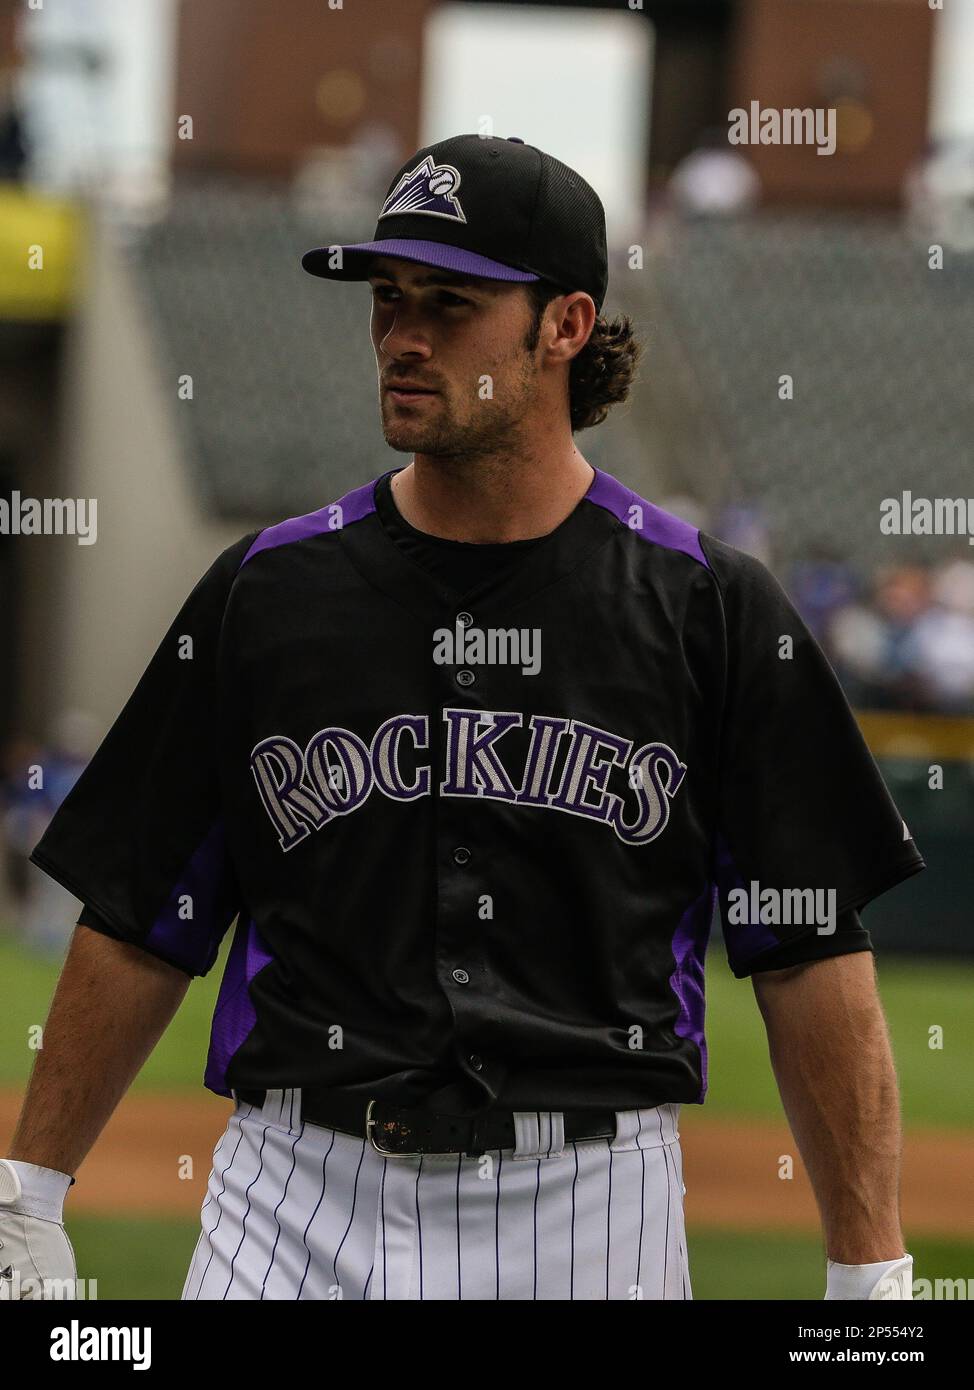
[31,467,925,1115]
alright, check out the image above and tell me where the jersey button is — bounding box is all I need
[452,968,470,985]
[453,846,471,865]
[456,669,476,688]
[468,1054,483,1071]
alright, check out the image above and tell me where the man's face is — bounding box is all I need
[368,256,544,458]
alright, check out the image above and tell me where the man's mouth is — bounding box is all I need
[385,384,438,405]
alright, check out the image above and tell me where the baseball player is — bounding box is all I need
[3,134,923,1301]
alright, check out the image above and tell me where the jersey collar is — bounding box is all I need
[338,466,619,625]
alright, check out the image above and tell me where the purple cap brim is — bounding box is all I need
[302,238,540,285]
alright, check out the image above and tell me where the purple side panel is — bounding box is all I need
[668,883,716,1102]
[203,917,275,1096]
[585,468,711,571]
[714,831,781,968]
[241,475,381,568]
[144,818,238,976]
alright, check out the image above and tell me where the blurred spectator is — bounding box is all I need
[930,556,974,615]
[1,708,99,957]
[0,66,28,182]
[902,556,974,713]
[702,499,972,714]
[713,499,773,566]
[348,119,403,200]
[824,600,890,706]
[0,735,41,914]
[821,560,974,714]
[787,547,860,644]
[828,565,931,709]
[903,136,974,254]
[667,126,761,219]
[904,604,974,712]
[292,122,401,224]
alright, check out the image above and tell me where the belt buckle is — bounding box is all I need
[366,1099,411,1157]
[365,1099,476,1158]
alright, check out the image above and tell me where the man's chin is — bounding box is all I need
[381,423,451,454]
[381,431,417,454]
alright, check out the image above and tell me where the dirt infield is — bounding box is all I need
[680,1115,974,1237]
[1,1091,971,1236]
[0,1091,229,1215]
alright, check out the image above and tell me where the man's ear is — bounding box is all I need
[548,291,597,365]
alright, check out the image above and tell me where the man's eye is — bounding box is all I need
[369,286,470,307]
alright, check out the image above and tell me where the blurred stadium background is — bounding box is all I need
[0,0,972,1300]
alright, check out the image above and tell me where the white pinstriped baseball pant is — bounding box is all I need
[182,1088,691,1301]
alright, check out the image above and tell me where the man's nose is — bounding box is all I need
[375,304,433,359]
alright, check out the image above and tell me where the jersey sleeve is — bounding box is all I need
[699,533,926,978]
[76,901,136,949]
[740,907,873,979]
[29,532,260,978]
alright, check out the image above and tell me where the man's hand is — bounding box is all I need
[0,1159,76,1300]
[751,951,909,1286]
[825,1254,914,1299]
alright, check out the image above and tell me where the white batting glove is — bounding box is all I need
[825,1254,914,1300]
[0,1158,77,1300]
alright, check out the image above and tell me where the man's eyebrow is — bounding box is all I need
[367,267,489,291]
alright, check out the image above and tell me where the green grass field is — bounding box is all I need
[3,931,972,1299]
[0,932,227,1093]
[701,952,974,1129]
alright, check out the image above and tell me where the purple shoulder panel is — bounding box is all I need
[585,468,710,570]
[240,475,381,569]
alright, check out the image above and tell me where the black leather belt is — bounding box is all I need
[236,1087,617,1157]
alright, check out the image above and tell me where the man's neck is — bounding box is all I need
[390,447,595,544]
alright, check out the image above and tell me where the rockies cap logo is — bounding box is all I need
[378,156,467,224]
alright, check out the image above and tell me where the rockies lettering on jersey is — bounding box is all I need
[251,713,687,850]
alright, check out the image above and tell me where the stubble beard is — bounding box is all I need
[380,350,539,463]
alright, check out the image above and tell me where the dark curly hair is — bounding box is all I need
[523,280,642,432]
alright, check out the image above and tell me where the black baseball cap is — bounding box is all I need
[301,133,609,312]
